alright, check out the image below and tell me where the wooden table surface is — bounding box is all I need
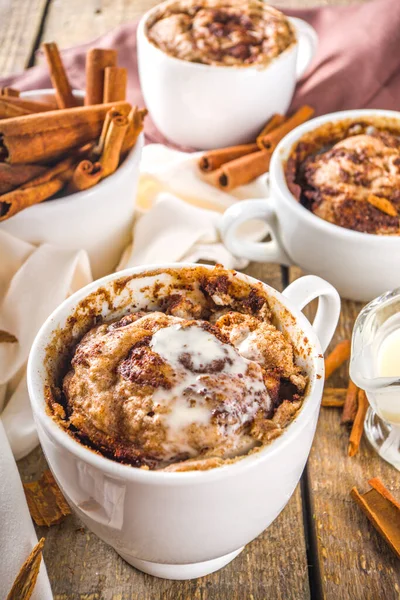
[2,0,399,598]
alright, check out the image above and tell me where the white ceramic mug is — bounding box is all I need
[137,3,318,149]
[27,263,340,580]
[221,109,400,302]
[0,90,143,279]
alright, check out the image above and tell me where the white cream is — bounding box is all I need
[378,328,400,377]
[376,327,400,424]
[150,323,270,457]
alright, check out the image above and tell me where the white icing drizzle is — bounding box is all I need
[150,323,270,458]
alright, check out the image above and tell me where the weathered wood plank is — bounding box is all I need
[0,0,49,75]
[39,0,161,50]
[290,265,400,599]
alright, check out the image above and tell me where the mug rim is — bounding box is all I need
[27,263,324,486]
[137,3,303,73]
[270,108,400,244]
[17,89,143,212]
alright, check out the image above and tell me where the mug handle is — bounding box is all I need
[220,199,292,265]
[283,275,341,352]
[290,17,318,80]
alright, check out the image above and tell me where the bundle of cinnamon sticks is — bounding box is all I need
[0,43,146,222]
[198,105,314,191]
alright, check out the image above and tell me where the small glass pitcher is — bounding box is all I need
[350,288,400,471]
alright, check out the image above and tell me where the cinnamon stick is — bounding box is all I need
[321,388,346,408]
[199,113,286,173]
[0,101,131,164]
[0,87,19,97]
[341,379,359,424]
[100,112,129,177]
[0,178,65,221]
[203,149,271,192]
[23,469,71,526]
[258,105,315,151]
[0,96,55,113]
[0,100,32,119]
[103,66,127,103]
[85,48,118,105]
[43,42,77,109]
[256,113,286,148]
[324,340,351,380]
[20,155,77,189]
[0,163,47,194]
[94,107,124,156]
[6,538,45,600]
[67,160,103,193]
[351,478,400,559]
[348,389,369,457]
[121,107,147,155]
[203,107,314,191]
[199,143,258,173]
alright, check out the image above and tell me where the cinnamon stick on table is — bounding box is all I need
[351,478,400,559]
[324,340,351,380]
[6,538,45,600]
[202,106,313,191]
[67,160,103,193]
[348,389,369,457]
[100,111,129,177]
[341,379,359,424]
[321,388,346,408]
[103,66,127,103]
[23,469,71,527]
[199,113,286,173]
[43,42,78,109]
[258,105,315,150]
[203,149,271,192]
[0,101,130,164]
[85,48,118,105]
[256,113,286,147]
[199,143,258,173]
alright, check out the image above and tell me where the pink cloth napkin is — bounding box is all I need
[0,0,399,144]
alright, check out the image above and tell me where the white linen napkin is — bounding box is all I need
[0,419,53,600]
[0,143,269,597]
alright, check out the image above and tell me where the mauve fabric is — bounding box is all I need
[0,0,399,145]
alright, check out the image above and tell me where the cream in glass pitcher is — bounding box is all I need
[350,289,400,470]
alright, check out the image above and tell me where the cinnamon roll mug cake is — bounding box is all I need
[146,0,295,67]
[28,264,339,578]
[137,0,317,147]
[221,110,400,302]
[61,269,308,471]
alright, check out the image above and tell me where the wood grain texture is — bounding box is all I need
[290,266,400,599]
[0,0,49,75]
[39,0,161,50]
